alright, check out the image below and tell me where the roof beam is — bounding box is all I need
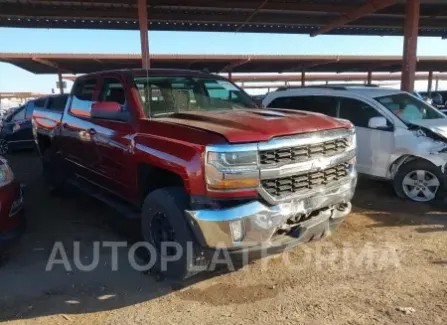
[311,0,398,37]
[236,0,269,32]
[282,58,340,73]
[31,57,71,73]
[220,59,251,72]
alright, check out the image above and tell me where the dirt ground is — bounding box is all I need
[0,151,446,325]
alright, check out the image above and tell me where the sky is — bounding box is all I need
[1,27,447,94]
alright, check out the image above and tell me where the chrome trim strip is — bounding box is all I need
[206,143,258,153]
[258,128,354,151]
[187,201,276,222]
[260,149,355,180]
[7,140,34,144]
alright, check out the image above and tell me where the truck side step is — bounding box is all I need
[67,176,141,220]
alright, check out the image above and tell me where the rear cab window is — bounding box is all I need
[47,95,69,112]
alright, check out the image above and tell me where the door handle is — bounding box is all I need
[88,128,97,135]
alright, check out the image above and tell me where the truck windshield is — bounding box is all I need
[134,76,258,118]
[375,93,445,123]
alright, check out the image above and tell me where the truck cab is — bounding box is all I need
[33,69,357,278]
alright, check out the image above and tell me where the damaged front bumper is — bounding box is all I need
[186,173,357,250]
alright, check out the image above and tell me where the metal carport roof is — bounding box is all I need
[1,53,447,74]
[1,0,447,37]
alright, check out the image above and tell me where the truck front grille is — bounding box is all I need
[260,138,349,165]
[261,163,350,198]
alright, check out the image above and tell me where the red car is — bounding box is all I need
[0,157,25,255]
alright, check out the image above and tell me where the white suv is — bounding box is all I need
[263,86,447,202]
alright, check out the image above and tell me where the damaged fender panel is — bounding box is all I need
[389,127,447,179]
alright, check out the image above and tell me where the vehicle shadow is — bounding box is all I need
[0,152,236,322]
[352,176,447,232]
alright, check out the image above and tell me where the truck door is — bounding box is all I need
[87,75,137,201]
[59,78,99,177]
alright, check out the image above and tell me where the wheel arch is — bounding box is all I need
[389,153,447,179]
[137,162,186,203]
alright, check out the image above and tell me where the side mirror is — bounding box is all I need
[91,102,130,122]
[368,116,388,129]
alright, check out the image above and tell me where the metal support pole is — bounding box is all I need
[301,70,306,87]
[58,70,64,94]
[401,0,420,92]
[138,0,150,69]
[427,70,433,97]
[435,78,439,91]
[228,71,232,80]
[367,71,373,85]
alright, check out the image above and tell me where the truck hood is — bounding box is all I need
[157,109,350,143]
[409,118,447,140]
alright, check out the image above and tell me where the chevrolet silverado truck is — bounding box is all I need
[33,69,357,278]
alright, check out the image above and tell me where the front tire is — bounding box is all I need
[394,159,443,202]
[141,187,208,279]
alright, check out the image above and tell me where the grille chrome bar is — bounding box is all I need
[261,163,350,199]
[260,138,349,165]
[260,149,355,180]
[258,128,354,152]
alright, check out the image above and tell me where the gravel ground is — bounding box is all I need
[0,151,446,325]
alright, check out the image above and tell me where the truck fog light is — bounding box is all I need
[229,220,244,242]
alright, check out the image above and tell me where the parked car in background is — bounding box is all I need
[0,157,25,259]
[0,95,68,154]
[251,94,267,106]
[263,86,447,203]
[413,91,433,105]
[33,69,357,278]
[420,91,447,110]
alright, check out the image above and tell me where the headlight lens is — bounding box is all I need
[205,149,259,191]
[0,160,14,187]
[346,128,356,150]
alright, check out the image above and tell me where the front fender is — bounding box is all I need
[133,134,205,195]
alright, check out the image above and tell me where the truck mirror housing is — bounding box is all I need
[368,116,388,129]
[91,102,130,122]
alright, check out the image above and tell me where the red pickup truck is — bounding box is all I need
[33,69,357,278]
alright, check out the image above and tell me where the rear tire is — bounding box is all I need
[0,139,9,155]
[141,187,208,279]
[393,159,444,203]
[42,148,66,194]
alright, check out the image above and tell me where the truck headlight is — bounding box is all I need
[205,146,259,191]
[0,160,14,187]
[346,128,356,150]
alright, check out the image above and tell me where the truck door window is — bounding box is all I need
[70,79,97,117]
[339,98,389,128]
[267,96,337,117]
[99,78,127,110]
[11,108,25,121]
